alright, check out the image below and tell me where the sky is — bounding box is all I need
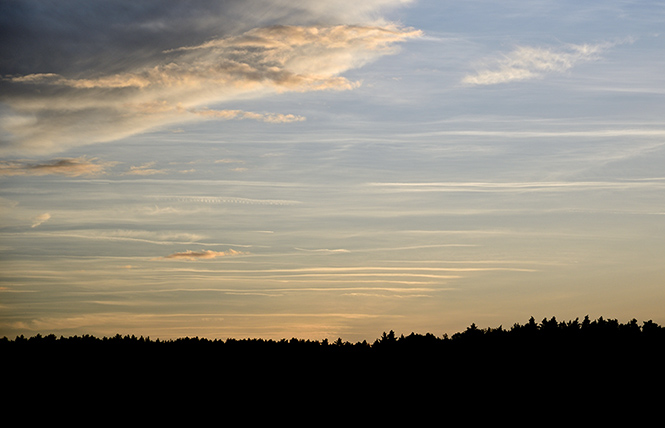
[1,0,664,341]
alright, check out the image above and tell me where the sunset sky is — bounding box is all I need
[1,0,664,341]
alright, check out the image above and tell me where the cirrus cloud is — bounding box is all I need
[123,161,167,176]
[462,41,620,86]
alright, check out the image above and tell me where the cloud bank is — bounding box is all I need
[0,1,420,155]
[462,42,615,86]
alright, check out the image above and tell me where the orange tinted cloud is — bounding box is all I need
[31,213,51,228]
[162,249,248,261]
[189,108,306,123]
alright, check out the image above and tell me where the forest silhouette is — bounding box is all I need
[4,315,665,410]
[4,316,664,375]
[4,315,663,354]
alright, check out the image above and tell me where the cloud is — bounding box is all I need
[366,179,665,193]
[162,249,248,261]
[462,42,616,86]
[30,229,217,247]
[0,1,420,155]
[295,248,351,254]
[189,108,306,124]
[215,159,246,164]
[124,162,167,176]
[31,213,51,228]
[0,156,115,177]
[149,195,301,206]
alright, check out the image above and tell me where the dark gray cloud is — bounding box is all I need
[1,0,243,76]
[0,0,413,75]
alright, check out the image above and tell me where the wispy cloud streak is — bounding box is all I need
[124,162,167,176]
[463,41,620,86]
[367,180,665,193]
[162,266,537,274]
[14,229,249,248]
[189,108,306,124]
[161,249,248,261]
[148,195,301,206]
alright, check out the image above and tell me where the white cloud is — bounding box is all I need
[462,42,616,86]
[124,162,167,176]
[295,248,351,254]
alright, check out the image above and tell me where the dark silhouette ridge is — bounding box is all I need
[3,316,664,415]
[4,315,663,348]
[3,316,664,373]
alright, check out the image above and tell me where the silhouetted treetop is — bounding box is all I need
[2,316,662,354]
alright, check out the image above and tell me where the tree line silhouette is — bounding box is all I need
[3,315,663,361]
[3,315,665,403]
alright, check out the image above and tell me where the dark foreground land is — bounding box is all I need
[4,315,664,375]
[3,316,665,416]
[3,316,662,424]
